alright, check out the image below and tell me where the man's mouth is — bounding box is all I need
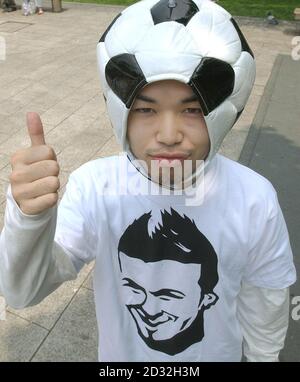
[129,307,179,338]
[134,308,177,328]
[149,152,190,167]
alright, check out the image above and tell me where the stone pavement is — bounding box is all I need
[0,1,298,361]
[240,54,300,362]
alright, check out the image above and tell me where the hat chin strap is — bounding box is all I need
[126,149,211,192]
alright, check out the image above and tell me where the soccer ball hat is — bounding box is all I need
[97,0,256,165]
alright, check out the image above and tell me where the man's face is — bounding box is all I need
[119,251,203,341]
[127,80,210,186]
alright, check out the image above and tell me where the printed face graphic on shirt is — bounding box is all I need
[120,253,205,341]
[118,208,219,356]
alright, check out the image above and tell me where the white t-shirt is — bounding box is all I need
[51,154,296,361]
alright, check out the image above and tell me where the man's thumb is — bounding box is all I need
[27,112,45,146]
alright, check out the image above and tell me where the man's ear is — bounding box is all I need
[198,293,218,310]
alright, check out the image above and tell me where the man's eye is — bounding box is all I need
[123,284,143,295]
[184,108,202,114]
[134,108,155,114]
[132,290,142,294]
[158,297,171,301]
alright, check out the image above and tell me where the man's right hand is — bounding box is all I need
[10,112,60,215]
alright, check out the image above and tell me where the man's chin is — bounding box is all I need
[139,326,175,342]
[150,173,196,190]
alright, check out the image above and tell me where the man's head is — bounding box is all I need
[97,0,255,168]
[118,209,219,355]
[127,80,209,184]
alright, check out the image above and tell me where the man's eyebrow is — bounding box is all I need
[181,95,199,104]
[135,94,157,103]
[122,277,143,291]
[151,289,186,299]
[135,94,199,104]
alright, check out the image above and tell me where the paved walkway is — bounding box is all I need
[0,2,299,361]
[240,54,300,362]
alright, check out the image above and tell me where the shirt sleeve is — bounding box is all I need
[243,188,296,289]
[0,186,78,309]
[54,168,99,267]
[237,282,290,362]
[0,163,100,309]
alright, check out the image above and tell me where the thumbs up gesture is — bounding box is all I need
[10,112,60,215]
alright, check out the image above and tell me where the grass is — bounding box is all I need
[65,0,299,21]
[218,0,299,21]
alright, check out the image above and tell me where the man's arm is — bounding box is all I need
[237,281,290,362]
[0,112,78,308]
[0,189,78,308]
[237,182,296,361]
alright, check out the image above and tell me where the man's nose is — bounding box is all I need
[156,113,183,146]
[142,294,162,317]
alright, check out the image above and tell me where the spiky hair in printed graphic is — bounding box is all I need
[118,208,218,294]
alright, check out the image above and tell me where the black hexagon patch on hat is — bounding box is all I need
[105,53,147,108]
[151,0,199,26]
[189,57,235,115]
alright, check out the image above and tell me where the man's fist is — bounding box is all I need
[10,112,60,215]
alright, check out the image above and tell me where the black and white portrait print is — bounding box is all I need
[118,208,219,356]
